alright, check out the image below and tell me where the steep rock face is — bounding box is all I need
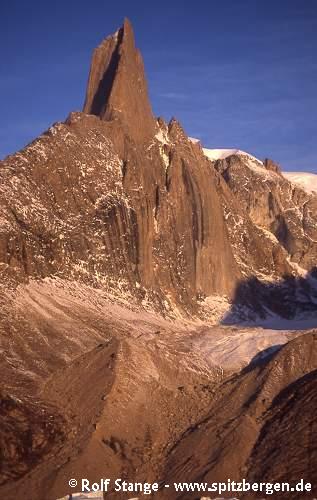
[0,111,241,312]
[214,152,317,270]
[214,168,292,280]
[83,18,156,144]
[0,19,316,318]
[0,114,129,285]
[0,19,248,312]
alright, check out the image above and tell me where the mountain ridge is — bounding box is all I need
[0,19,316,500]
[0,18,316,318]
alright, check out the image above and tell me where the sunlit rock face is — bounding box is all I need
[0,19,241,314]
[0,19,316,318]
[83,18,156,144]
[213,151,317,271]
[0,18,317,500]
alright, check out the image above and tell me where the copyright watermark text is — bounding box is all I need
[68,477,313,496]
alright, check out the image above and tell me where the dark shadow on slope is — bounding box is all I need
[247,370,317,490]
[221,267,317,330]
[89,28,123,117]
[237,344,284,379]
[247,344,284,369]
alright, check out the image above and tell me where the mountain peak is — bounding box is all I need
[83,18,155,143]
[263,158,282,175]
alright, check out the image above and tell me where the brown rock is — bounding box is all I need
[263,157,282,175]
[83,18,156,144]
[0,18,316,500]
[214,152,317,271]
[1,20,316,317]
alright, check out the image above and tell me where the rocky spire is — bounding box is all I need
[83,18,156,143]
[263,158,282,175]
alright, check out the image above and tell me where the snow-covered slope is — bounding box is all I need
[191,143,260,163]
[194,141,317,195]
[202,148,240,161]
[193,140,317,275]
[283,171,317,194]
[202,147,277,178]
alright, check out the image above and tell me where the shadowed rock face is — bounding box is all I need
[83,18,156,144]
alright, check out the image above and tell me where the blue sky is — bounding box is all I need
[1,0,316,171]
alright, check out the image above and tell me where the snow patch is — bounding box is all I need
[155,128,169,146]
[188,137,200,144]
[283,171,317,195]
[203,148,240,161]
[155,126,170,168]
[202,148,276,178]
